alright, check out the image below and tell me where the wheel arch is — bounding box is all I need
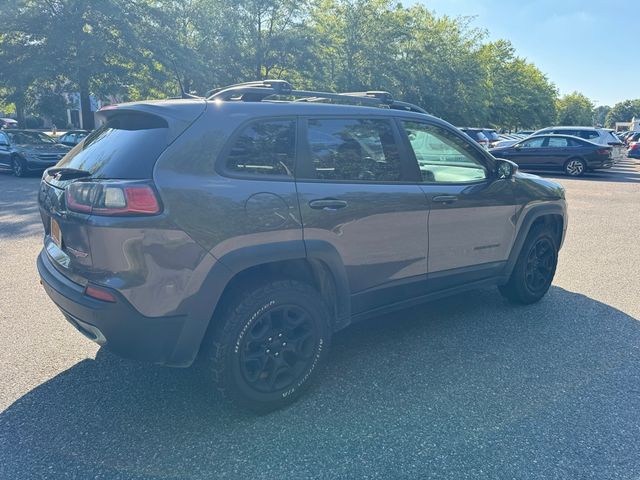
[505,205,566,279]
[170,240,351,367]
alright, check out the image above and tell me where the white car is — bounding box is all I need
[533,127,625,162]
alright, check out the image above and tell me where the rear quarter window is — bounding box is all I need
[577,130,600,140]
[222,119,296,178]
[56,113,169,179]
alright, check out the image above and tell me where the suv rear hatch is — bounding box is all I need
[38,100,206,284]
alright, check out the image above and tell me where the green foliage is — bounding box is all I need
[593,105,611,127]
[0,0,590,130]
[604,100,640,128]
[556,92,595,126]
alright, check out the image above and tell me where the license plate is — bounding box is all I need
[51,217,62,248]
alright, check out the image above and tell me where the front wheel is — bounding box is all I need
[206,280,331,413]
[499,225,558,304]
[11,156,27,177]
[564,158,586,177]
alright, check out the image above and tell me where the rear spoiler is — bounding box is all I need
[96,100,207,144]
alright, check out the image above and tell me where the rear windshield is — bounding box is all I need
[482,130,500,141]
[56,113,169,179]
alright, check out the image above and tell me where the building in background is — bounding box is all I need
[615,117,640,132]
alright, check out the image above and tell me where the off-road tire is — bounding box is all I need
[206,280,331,413]
[499,225,558,305]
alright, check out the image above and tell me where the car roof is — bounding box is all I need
[107,97,439,122]
[539,126,599,131]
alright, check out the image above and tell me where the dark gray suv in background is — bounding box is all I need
[37,80,567,412]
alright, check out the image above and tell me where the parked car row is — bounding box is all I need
[2,119,634,179]
[489,134,614,176]
[0,118,19,129]
[0,129,90,177]
[458,125,630,177]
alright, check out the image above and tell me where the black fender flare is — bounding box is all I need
[504,202,566,279]
[167,240,351,366]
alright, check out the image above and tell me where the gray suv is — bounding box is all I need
[37,81,567,412]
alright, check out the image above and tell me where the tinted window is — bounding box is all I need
[547,137,571,148]
[56,113,169,179]
[304,118,401,182]
[225,119,296,177]
[403,121,487,184]
[520,138,546,148]
[577,130,599,140]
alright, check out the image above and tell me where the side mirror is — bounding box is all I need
[495,158,518,180]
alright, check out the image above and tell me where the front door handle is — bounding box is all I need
[308,199,348,211]
[432,195,458,204]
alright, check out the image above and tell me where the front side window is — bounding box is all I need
[520,138,546,148]
[304,118,401,182]
[403,121,488,184]
[225,119,296,177]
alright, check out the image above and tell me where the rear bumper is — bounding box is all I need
[588,158,613,169]
[37,249,188,366]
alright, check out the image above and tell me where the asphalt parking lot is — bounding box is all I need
[1,159,640,479]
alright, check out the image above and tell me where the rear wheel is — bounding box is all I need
[499,225,558,305]
[11,156,27,177]
[564,158,586,177]
[206,280,331,413]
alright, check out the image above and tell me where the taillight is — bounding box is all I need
[630,143,639,151]
[595,149,610,155]
[85,284,117,302]
[65,181,161,216]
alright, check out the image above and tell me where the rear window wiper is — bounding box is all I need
[46,167,92,180]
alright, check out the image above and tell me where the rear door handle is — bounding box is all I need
[432,195,458,204]
[308,199,348,211]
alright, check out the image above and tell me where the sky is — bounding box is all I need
[409,0,639,107]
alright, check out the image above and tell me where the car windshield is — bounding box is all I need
[7,131,56,145]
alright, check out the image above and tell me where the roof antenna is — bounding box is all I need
[170,59,199,99]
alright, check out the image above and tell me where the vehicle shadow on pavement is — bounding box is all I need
[0,174,42,239]
[2,286,640,479]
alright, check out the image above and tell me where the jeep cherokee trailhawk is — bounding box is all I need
[37,81,567,411]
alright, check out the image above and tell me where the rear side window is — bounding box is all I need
[224,119,296,177]
[302,118,401,182]
[576,130,599,140]
[547,137,571,148]
[56,113,169,179]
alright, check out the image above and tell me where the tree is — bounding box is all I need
[481,40,557,129]
[604,100,640,128]
[593,105,610,127]
[0,0,171,129]
[556,92,594,126]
